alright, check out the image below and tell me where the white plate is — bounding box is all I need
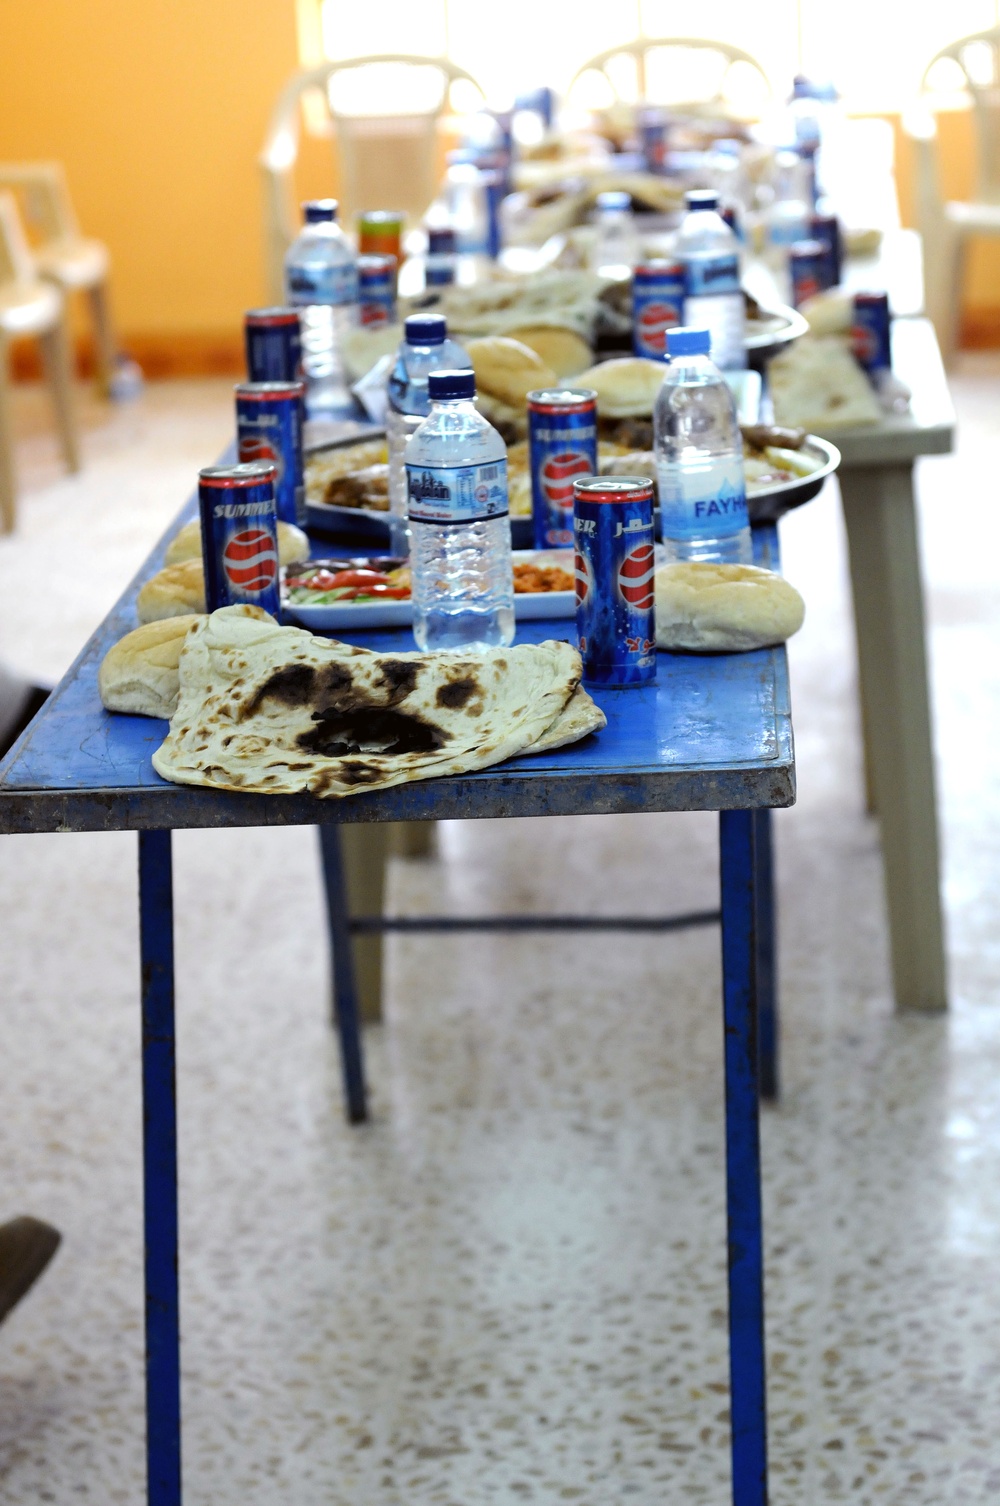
[282,550,577,632]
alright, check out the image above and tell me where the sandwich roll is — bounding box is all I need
[136,560,206,623]
[466,336,556,408]
[576,357,665,418]
[99,606,273,718]
[165,518,309,568]
[655,562,805,653]
[504,325,592,378]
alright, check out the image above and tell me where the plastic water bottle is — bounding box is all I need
[653,326,752,565]
[405,369,514,652]
[386,315,471,554]
[284,199,358,416]
[676,190,746,371]
[765,150,813,262]
[593,190,637,278]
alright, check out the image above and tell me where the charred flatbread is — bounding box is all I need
[152,611,604,798]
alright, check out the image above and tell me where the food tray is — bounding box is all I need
[745,303,809,371]
[305,428,391,542]
[744,436,840,523]
[282,550,576,632]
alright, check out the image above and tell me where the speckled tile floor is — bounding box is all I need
[1,364,999,1503]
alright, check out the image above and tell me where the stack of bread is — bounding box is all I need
[134,519,308,624]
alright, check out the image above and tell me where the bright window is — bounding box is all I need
[315,0,1000,111]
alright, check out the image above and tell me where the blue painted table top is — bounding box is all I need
[0,487,795,834]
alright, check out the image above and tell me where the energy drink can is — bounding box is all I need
[244,307,302,383]
[235,380,306,527]
[357,253,397,327]
[527,388,598,549]
[632,260,685,359]
[198,462,282,619]
[789,239,828,309]
[851,291,892,375]
[573,476,656,688]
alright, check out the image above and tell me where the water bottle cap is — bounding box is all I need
[303,199,338,223]
[685,189,719,212]
[666,327,711,357]
[404,314,446,346]
[596,190,631,211]
[428,369,475,401]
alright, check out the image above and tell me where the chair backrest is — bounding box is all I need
[0,163,79,245]
[259,54,486,300]
[0,191,37,286]
[921,26,1000,201]
[568,35,772,116]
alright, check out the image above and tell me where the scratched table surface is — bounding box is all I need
[0,494,795,834]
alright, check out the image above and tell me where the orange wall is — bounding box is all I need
[0,0,308,362]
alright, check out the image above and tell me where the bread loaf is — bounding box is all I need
[99,606,273,718]
[576,357,664,417]
[654,562,805,652]
[504,325,592,378]
[466,337,556,408]
[136,560,206,623]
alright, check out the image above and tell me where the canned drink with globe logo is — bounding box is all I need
[198,462,282,620]
[235,380,306,527]
[632,260,685,360]
[527,388,598,549]
[851,291,892,377]
[789,239,828,310]
[357,253,398,327]
[244,307,302,383]
[573,476,657,689]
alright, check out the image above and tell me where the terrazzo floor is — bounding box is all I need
[1,366,999,1503]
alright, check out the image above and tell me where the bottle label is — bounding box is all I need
[406,459,509,525]
[286,263,358,307]
[657,454,748,540]
[683,253,740,297]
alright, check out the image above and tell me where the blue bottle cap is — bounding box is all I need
[428,369,475,401]
[666,327,712,357]
[303,198,338,223]
[685,189,719,212]
[404,314,447,346]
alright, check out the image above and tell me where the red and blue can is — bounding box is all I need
[244,307,302,383]
[573,476,657,689]
[789,239,828,309]
[527,388,598,549]
[198,462,282,620]
[235,380,305,527]
[425,226,457,287]
[808,211,842,285]
[357,253,398,327]
[851,291,892,375]
[632,261,685,359]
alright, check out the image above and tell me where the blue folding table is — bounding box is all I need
[0,492,794,1506]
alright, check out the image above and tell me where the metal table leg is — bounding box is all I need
[753,809,778,1102]
[138,830,182,1506]
[719,810,768,1506]
[317,823,368,1124]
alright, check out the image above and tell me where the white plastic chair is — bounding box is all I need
[903,26,1000,364]
[568,36,772,116]
[0,191,80,534]
[259,54,486,303]
[0,163,119,396]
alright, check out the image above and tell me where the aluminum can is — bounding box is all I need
[789,239,828,309]
[632,261,685,359]
[851,291,892,375]
[244,307,302,383]
[425,225,457,287]
[357,253,397,327]
[235,380,305,527]
[573,476,656,688]
[640,112,668,173]
[198,462,282,619]
[358,209,404,261]
[808,211,842,284]
[527,388,598,549]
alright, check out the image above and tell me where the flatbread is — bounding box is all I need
[152,611,605,799]
[769,336,881,430]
